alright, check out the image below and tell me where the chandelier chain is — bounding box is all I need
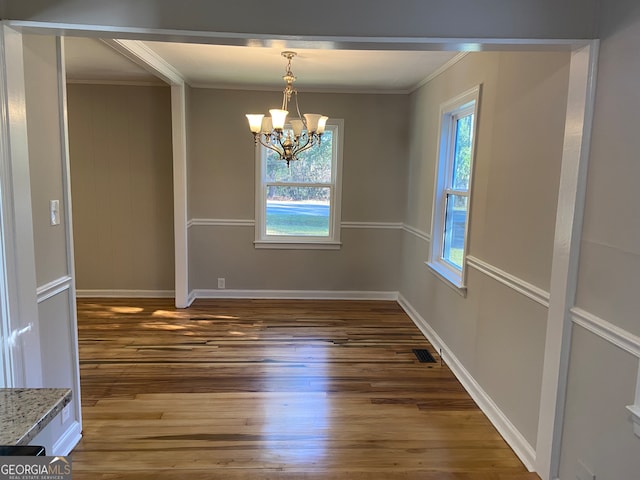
[246,51,328,166]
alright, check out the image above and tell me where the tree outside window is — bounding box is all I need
[427,86,480,289]
[255,120,344,249]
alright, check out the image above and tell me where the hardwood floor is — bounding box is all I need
[71,298,539,479]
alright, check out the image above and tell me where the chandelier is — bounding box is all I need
[246,51,328,166]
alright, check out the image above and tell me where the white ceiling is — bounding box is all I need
[64,37,461,93]
[65,37,161,84]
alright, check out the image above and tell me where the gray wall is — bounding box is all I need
[25,36,68,287]
[67,84,175,292]
[188,88,408,292]
[559,0,640,478]
[3,0,599,40]
[23,33,81,455]
[7,2,640,477]
[400,51,571,447]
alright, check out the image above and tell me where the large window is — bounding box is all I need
[428,86,480,289]
[255,120,343,248]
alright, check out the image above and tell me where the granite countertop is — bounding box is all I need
[0,388,72,445]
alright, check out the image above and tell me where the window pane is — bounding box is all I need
[452,114,473,191]
[266,130,333,183]
[442,194,468,269]
[266,186,331,236]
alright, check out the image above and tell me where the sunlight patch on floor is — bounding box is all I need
[110,306,144,314]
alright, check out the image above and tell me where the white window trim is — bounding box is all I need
[254,119,344,249]
[426,85,481,292]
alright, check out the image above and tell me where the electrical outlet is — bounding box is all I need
[61,404,71,424]
[576,459,595,480]
[217,278,226,289]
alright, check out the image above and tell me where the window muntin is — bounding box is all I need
[256,121,343,248]
[428,86,480,289]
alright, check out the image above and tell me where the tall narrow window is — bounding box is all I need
[255,120,343,249]
[428,86,480,289]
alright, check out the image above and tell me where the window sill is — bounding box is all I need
[254,240,342,250]
[425,261,467,297]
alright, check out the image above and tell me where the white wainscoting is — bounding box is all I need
[397,294,537,472]
[34,276,83,455]
[342,221,403,230]
[36,275,72,304]
[400,227,550,470]
[402,224,550,308]
[570,306,640,437]
[402,224,431,243]
[466,256,550,308]
[52,420,82,456]
[186,219,404,304]
[188,218,255,228]
[570,307,640,358]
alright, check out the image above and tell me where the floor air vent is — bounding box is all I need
[412,348,437,363]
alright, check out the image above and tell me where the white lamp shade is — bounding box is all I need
[317,116,329,134]
[269,109,288,130]
[261,116,273,134]
[246,114,264,133]
[304,113,322,133]
[290,119,304,136]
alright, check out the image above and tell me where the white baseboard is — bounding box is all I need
[187,290,197,307]
[52,421,82,456]
[397,294,537,472]
[189,289,399,301]
[76,289,175,298]
[77,288,398,306]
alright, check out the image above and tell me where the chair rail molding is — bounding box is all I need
[341,221,403,230]
[570,307,640,358]
[188,218,255,228]
[570,306,640,439]
[188,218,406,231]
[36,275,72,304]
[466,256,550,308]
[402,224,431,243]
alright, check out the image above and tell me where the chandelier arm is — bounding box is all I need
[295,143,314,157]
[293,135,318,157]
[257,136,286,160]
[294,131,310,147]
[293,132,311,152]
